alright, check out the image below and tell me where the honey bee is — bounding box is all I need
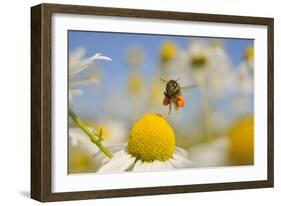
[162,78,196,114]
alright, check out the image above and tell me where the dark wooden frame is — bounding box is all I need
[31,3,274,202]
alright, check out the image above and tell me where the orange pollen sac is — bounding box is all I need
[163,97,171,105]
[177,96,185,107]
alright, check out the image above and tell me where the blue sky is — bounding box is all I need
[69,31,253,67]
[68,31,253,119]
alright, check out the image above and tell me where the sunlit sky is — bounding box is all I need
[68,31,253,120]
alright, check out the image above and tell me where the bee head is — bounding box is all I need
[167,80,179,89]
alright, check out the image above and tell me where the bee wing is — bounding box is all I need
[181,84,197,91]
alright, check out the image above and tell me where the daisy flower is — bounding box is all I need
[232,46,254,117]
[235,46,254,95]
[69,121,128,156]
[68,48,114,159]
[207,40,237,98]
[188,116,254,167]
[186,38,236,98]
[188,136,231,167]
[160,41,177,64]
[126,46,144,67]
[69,48,112,106]
[187,38,211,71]
[96,113,194,173]
[228,116,254,165]
[69,121,128,171]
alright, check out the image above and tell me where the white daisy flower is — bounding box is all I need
[68,48,112,105]
[188,136,231,167]
[96,113,194,173]
[235,60,254,95]
[232,46,254,117]
[187,38,211,71]
[186,38,237,98]
[69,121,128,156]
[206,40,237,98]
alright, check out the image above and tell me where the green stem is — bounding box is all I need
[69,109,113,158]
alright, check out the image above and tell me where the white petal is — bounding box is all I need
[170,152,194,168]
[97,150,136,173]
[93,144,127,164]
[188,137,230,167]
[69,128,99,155]
[69,88,83,107]
[132,160,152,171]
[154,160,175,170]
[132,160,174,172]
[70,75,99,85]
[70,134,78,147]
[101,121,128,146]
[90,53,112,61]
[69,88,83,96]
[69,48,86,69]
[174,147,189,158]
[70,53,112,75]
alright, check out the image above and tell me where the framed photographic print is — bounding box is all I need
[31,3,274,202]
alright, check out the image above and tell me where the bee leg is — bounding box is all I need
[172,102,178,113]
[168,103,171,115]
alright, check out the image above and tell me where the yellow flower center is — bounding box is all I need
[211,39,224,49]
[69,147,93,173]
[160,41,177,63]
[190,55,208,69]
[126,47,144,67]
[128,113,176,162]
[244,46,254,64]
[228,116,254,165]
[129,74,143,94]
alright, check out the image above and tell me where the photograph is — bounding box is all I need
[68,31,254,174]
[31,3,273,201]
